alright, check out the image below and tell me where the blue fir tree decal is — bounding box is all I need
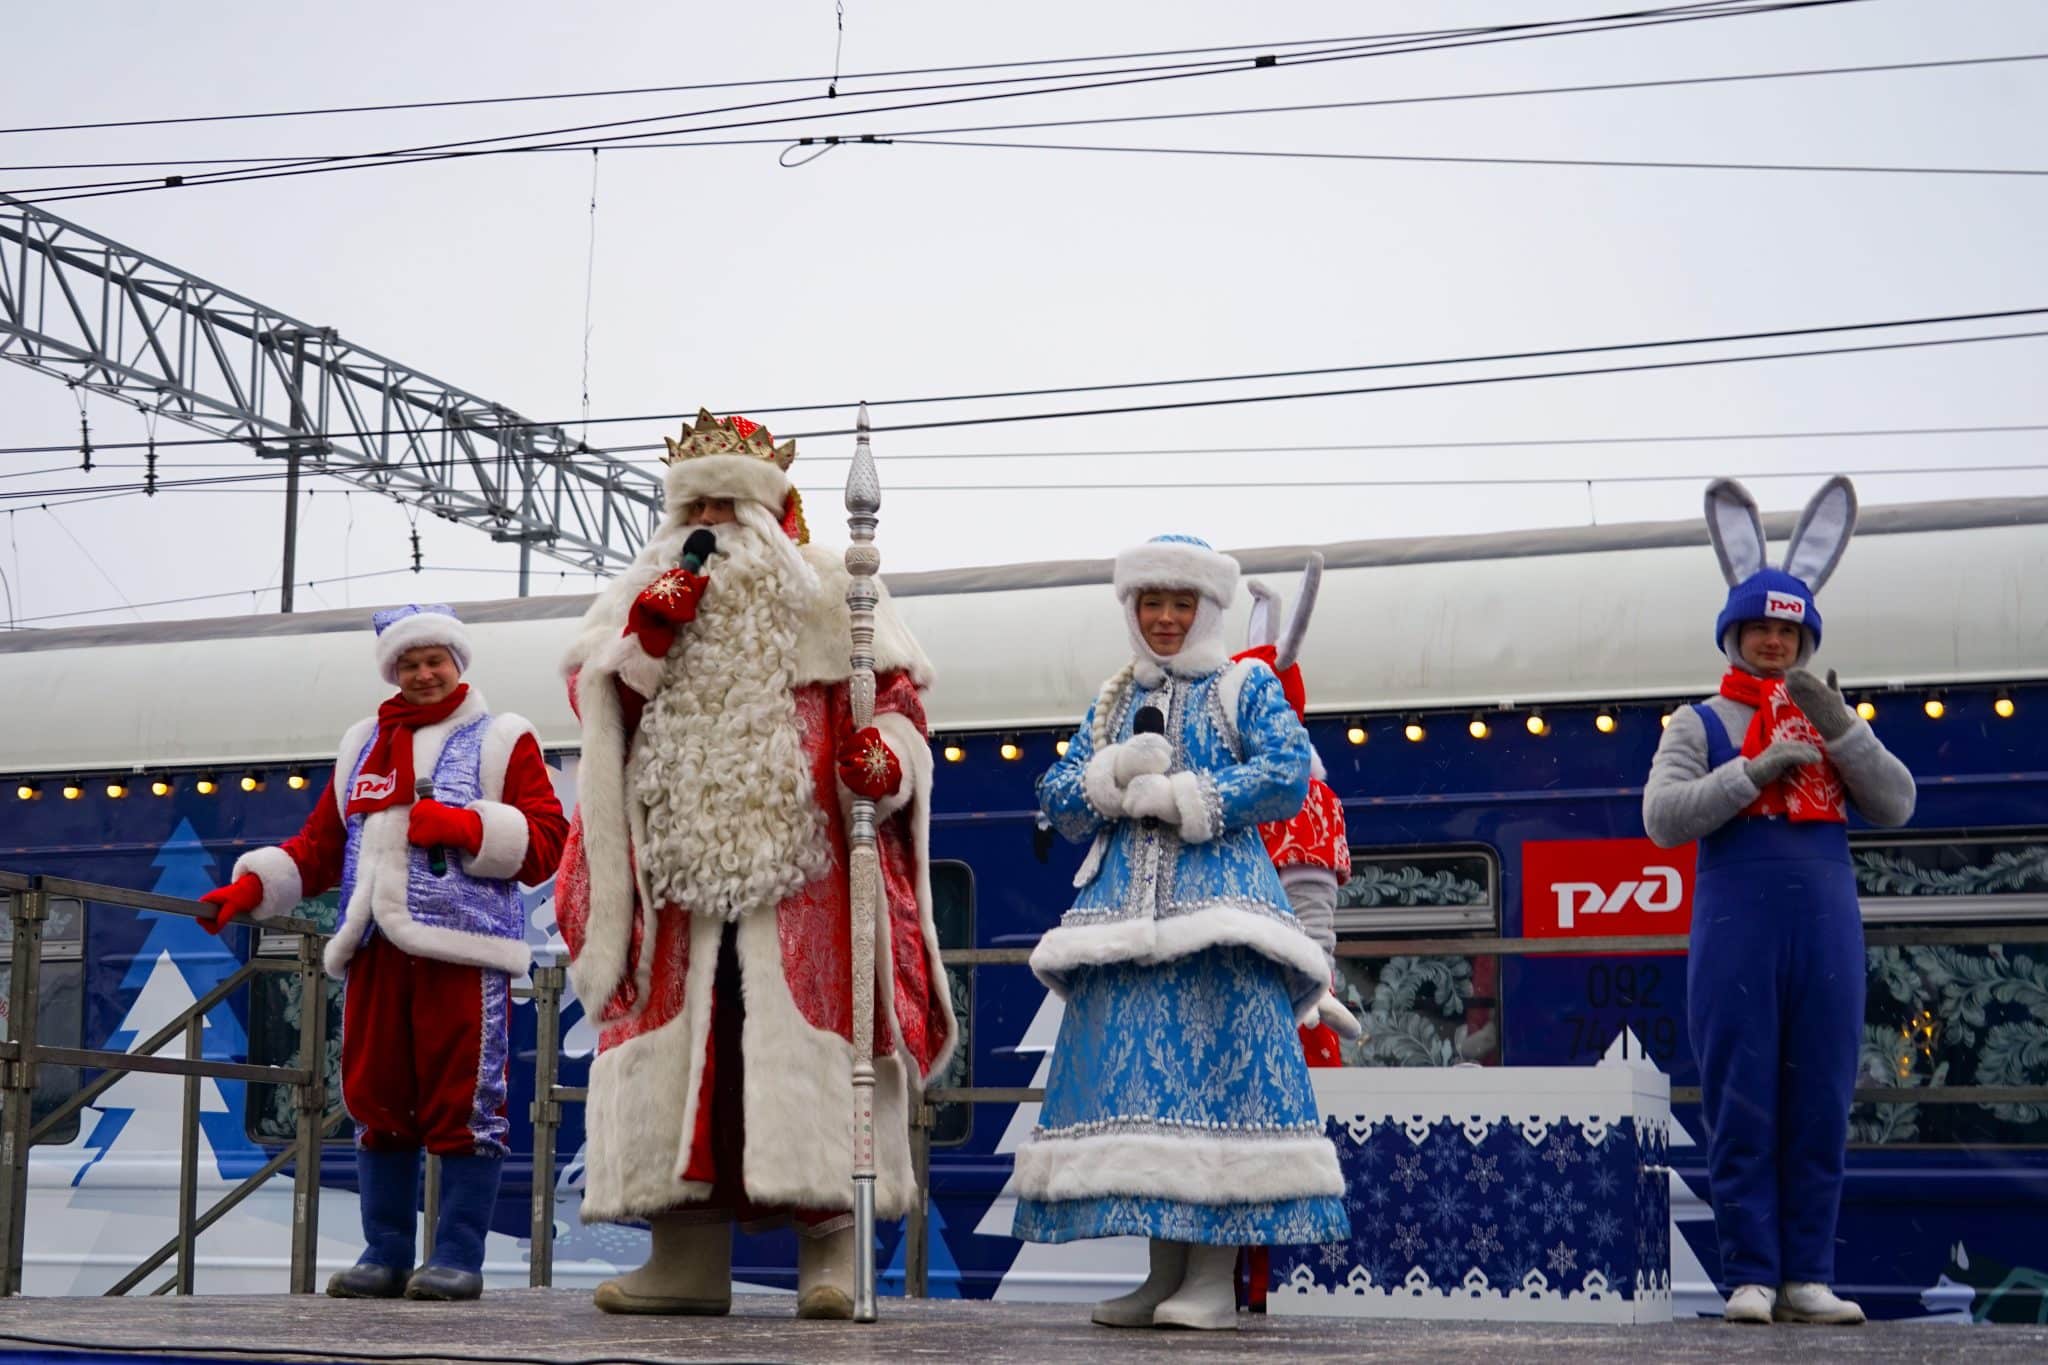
[879,1201,964,1298]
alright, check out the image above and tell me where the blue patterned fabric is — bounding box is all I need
[1034,661,1324,1010]
[1013,948,1350,1246]
[1273,1114,1671,1303]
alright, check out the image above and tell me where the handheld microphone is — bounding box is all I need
[1131,707,1166,830]
[415,778,448,877]
[681,528,717,574]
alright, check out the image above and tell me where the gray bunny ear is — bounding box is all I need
[1783,475,1857,592]
[1245,580,1281,650]
[1704,478,1766,587]
[1275,552,1325,674]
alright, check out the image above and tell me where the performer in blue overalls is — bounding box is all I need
[1643,477,1915,1326]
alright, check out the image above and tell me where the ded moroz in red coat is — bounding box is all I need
[555,536,955,1225]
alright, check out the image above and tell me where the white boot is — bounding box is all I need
[1091,1240,1190,1328]
[1775,1281,1865,1325]
[594,1213,732,1315]
[796,1224,856,1320]
[1150,1243,1239,1331]
[1724,1283,1775,1325]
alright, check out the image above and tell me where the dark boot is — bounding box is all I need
[327,1147,420,1299]
[405,1154,502,1301]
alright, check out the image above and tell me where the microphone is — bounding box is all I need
[680,528,717,574]
[1132,706,1166,830]
[415,778,448,877]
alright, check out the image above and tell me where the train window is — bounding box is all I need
[928,861,974,1148]
[0,896,86,1144]
[1332,848,1502,1069]
[242,893,347,1145]
[1851,834,2048,1147]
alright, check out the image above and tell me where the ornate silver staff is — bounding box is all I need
[843,401,882,1322]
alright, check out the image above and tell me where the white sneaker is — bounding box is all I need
[1092,1239,1190,1328]
[1150,1244,1239,1331]
[1775,1281,1865,1325]
[1724,1283,1776,1325]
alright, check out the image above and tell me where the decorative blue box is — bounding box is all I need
[1270,1064,1672,1324]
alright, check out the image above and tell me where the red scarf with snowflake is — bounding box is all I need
[345,685,470,818]
[1718,669,1845,823]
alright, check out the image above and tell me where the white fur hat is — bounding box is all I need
[1112,534,1240,607]
[372,604,473,685]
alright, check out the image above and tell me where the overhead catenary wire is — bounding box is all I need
[0,302,2041,460]
[1,564,562,628]
[11,48,2037,177]
[2,1,1861,206]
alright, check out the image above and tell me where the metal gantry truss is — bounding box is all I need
[0,193,662,589]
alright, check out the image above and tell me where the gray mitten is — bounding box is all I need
[1746,739,1821,788]
[1785,667,1855,741]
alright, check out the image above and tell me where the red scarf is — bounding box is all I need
[344,685,470,818]
[1717,669,1846,823]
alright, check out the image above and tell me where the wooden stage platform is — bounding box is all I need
[3,1290,2045,1364]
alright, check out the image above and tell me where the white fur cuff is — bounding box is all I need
[1015,1131,1343,1205]
[1315,990,1364,1040]
[1169,771,1218,844]
[595,630,665,699]
[663,452,791,513]
[230,845,304,922]
[463,801,530,881]
[1082,749,1125,820]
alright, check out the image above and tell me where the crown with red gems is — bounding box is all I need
[661,409,797,471]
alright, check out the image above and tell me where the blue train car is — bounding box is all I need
[4,495,2044,1320]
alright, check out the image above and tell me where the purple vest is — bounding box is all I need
[340,712,526,950]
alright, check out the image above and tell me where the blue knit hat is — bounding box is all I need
[1715,567,1822,651]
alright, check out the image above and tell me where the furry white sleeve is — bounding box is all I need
[230,846,304,922]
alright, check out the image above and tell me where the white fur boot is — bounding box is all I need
[1091,1239,1190,1328]
[1150,1243,1239,1331]
[796,1224,856,1320]
[593,1213,732,1315]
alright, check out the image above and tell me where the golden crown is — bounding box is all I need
[661,409,797,470]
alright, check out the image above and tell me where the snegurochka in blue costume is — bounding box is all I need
[1013,534,1349,1332]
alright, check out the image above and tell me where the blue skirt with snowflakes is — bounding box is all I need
[1011,945,1350,1247]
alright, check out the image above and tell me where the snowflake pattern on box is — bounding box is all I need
[1274,1113,1670,1304]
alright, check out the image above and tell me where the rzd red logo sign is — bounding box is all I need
[1522,837,1696,940]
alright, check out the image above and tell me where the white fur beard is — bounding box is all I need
[629,519,831,921]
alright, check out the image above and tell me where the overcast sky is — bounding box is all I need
[2,0,2044,629]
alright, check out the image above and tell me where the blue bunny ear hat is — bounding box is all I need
[1705,476,1858,671]
[372,604,473,685]
[1112,533,1240,680]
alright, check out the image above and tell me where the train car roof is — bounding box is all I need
[5,495,2045,772]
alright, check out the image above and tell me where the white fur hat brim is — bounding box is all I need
[663,453,791,514]
[1113,538,1240,608]
[376,613,474,685]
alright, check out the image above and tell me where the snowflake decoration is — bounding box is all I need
[1547,1241,1579,1278]
[1466,1153,1503,1192]
[1503,1179,1531,1210]
[1427,1133,1466,1174]
[1392,1221,1425,1260]
[1589,1164,1621,1200]
[1367,1183,1391,1210]
[1509,1136,1543,1170]
[1534,1185,1581,1236]
[1425,1181,1470,1229]
[1364,1213,1390,1239]
[1588,1210,1623,1247]
[1467,1222,1504,1260]
[1393,1153,1426,1193]
[1427,1233,1466,1282]
[1319,1241,1353,1271]
[1506,1214,1531,1242]
[1541,1129,1582,1174]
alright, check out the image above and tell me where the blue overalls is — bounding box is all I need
[1688,703,1866,1290]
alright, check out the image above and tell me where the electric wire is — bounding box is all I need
[10,48,2034,177]
[3,2,1858,206]
[0,302,2039,460]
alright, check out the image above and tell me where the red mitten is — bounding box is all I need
[199,874,264,936]
[625,569,708,658]
[837,727,904,802]
[408,798,484,855]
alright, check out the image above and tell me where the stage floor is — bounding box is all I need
[4,1290,2046,1364]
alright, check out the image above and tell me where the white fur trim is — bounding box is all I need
[1113,540,1240,607]
[1308,745,1327,784]
[1126,597,1230,685]
[595,630,666,700]
[1315,989,1364,1040]
[1168,771,1216,844]
[564,661,638,1012]
[477,713,534,802]
[1082,749,1125,820]
[662,453,791,512]
[1030,903,1330,1015]
[374,611,474,685]
[1216,658,1264,756]
[332,717,377,819]
[1015,1131,1343,1205]
[230,845,304,922]
[463,800,530,881]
